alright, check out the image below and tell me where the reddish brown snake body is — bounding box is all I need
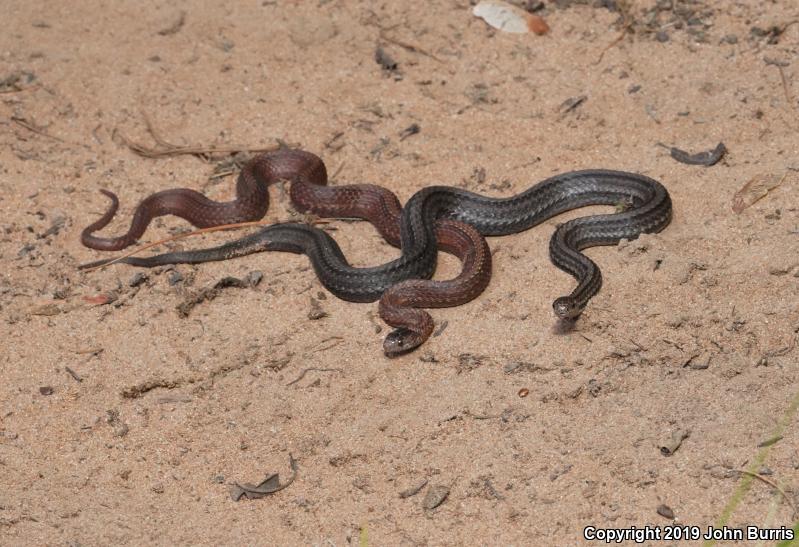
[81,149,491,355]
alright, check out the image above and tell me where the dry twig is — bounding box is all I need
[286,367,344,386]
[115,111,291,160]
[735,469,798,518]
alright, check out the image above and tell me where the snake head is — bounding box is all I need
[383,328,424,357]
[552,296,584,320]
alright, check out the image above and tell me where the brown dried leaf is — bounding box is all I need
[732,173,786,213]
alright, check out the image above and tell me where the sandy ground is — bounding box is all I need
[2,0,799,545]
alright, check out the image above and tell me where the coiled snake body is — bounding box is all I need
[81,149,672,354]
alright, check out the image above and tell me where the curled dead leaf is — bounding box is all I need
[732,173,786,213]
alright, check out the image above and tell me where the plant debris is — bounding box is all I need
[307,296,328,320]
[230,454,298,501]
[457,353,488,372]
[0,71,37,93]
[422,484,450,510]
[757,435,783,448]
[375,46,398,73]
[667,142,727,166]
[65,367,83,383]
[432,320,448,337]
[116,111,288,161]
[559,94,587,115]
[157,11,186,36]
[732,173,787,213]
[30,303,62,316]
[399,479,428,499]
[176,274,261,317]
[399,123,420,141]
[285,367,343,386]
[38,215,66,239]
[83,293,117,306]
[659,429,690,456]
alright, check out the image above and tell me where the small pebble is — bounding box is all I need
[129,272,148,287]
[657,504,675,519]
[422,485,450,510]
[246,270,264,287]
[52,287,69,300]
[168,271,184,285]
[307,297,328,320]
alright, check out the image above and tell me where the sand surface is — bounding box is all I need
[2,1,799,544]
